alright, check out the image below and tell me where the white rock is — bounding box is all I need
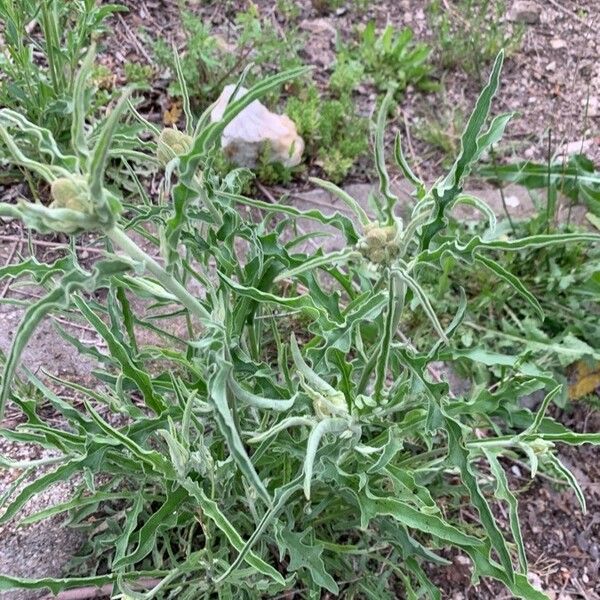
[210,85,304,168]
[550,38,567,50]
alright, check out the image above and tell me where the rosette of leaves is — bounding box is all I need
[0,51,599,600]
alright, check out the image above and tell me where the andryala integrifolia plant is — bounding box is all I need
[1,50,599,599]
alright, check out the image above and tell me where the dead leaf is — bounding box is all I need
[163,100,183,126]
[568,360,600,400]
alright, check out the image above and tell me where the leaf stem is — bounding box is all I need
[106,226,212,323]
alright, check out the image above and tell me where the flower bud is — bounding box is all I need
[357,222,400,264]
[50,176,91,212]
[529,438,554,456]
[157,128,193,166]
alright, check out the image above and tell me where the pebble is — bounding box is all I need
[584,96,599,117]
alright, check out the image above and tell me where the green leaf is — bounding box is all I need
[309,177,370,226]
[219,272,336,328]
[0,572,166,595]
[444,50,505,188]
[113,487,188,568]
[276,528,339,594]
[374,87,399,223]
[545,453,586,512]
[394,268,448,343]
[182,481,286,585]
[274,249,361,282]
[394,131,423,192]
[466,546,549,600]
[445,418,515,583]
[70,44,95,166]
[209,363,271,504]
[474,253,543,320]
[0,450,103,526]
[228,373,297,412]
[0,259,131,420]
[217,189,360,244]
[483,449,527,573]
[83,399,173,476]
[303,417,349,499]
[357,488,484,547]
[73,297,166,414]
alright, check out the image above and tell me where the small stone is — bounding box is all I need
[210,85,304,168]
[584,96,599,117]
[546,61,556,72]
[550,38,567,49]
[508,1,541,24]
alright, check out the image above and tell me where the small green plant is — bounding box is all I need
[286,82,369,182]
[1,52,599,600]
[341,21,435,98]
[154,5,304,109]
[428,0,524,79]
[329,55,365,96]
[276,0,301,21]
[124,62,154,90]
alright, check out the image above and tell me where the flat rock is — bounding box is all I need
[211,85,304,168]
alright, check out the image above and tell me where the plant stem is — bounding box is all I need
[106,226,212,323]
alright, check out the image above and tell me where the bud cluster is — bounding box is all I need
[356,223,400,264]
[50,176,91,212]
[157,128,192,166]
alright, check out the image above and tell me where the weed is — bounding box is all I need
[415,105,465,165]
[428,0,524,80]
[286,83,369,182]
[154,5,304,109]
[1,52,599,599]
[340,21,435,98]
[276,0,301,22]
[329,55,365,96]
[0,0,125,150]
[124,62,154,90]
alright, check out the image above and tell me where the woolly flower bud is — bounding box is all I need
[357,222,400,264]
[157,128,192,166]
[529,438,554,456]
[50,176,91,212]
[313,390,348,420]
